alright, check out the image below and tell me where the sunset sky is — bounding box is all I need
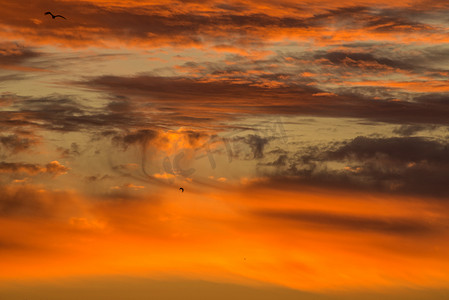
[1,0,449,299]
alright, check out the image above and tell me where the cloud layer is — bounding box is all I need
[2,0,449,297]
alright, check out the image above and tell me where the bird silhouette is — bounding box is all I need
[45,12,66,20]
[179,187,184,192]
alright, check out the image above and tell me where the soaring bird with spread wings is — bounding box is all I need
[45,12,66,20]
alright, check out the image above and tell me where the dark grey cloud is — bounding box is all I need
[84,174,112,182]
[311,45,449,79]
[224,134,273,161]
[83,74,288,101]
[57,142,81,158]
[0,162,41,174]
[0,42,40,66]
[258,136,449,198]
[0,134,39,153]
[80,74,449,126]
[316,51,413,71]
[240,134,271,159]
[327,136,449,164]
[366,15,433,32]
[0,94,156,133]
[111,129,159,150]
[309,6,440,33]
[309,6,368,22]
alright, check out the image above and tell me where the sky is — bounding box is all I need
[1,0,449,299]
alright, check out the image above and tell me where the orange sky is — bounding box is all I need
[1,0,449,299]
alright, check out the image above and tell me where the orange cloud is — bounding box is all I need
[0,0,447,50]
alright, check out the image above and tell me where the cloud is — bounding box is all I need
[0,134,39,153]
[258,136,449,198]
[111,183,145,190]
[0,162,41,175]
[315,51,413,71]
[253,209,432,235]
[0,161,69,176]
[365,8,437,32]
[233,134,272,159]
[0,0,447,51]
[2,1,449,291]
[0,94,150,133]
[327,136,449,164]
[392,124,438,136]
[0,184,75,218]
[79,74,449,127]
[264,154,288,167]
[84,174,112,182]
[0,42,40,67]
[57,142,81,158]
[45,161,70,176]
[111,129,159,150]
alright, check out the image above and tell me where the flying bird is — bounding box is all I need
[179,187,184,192]
[45,12,66,20]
